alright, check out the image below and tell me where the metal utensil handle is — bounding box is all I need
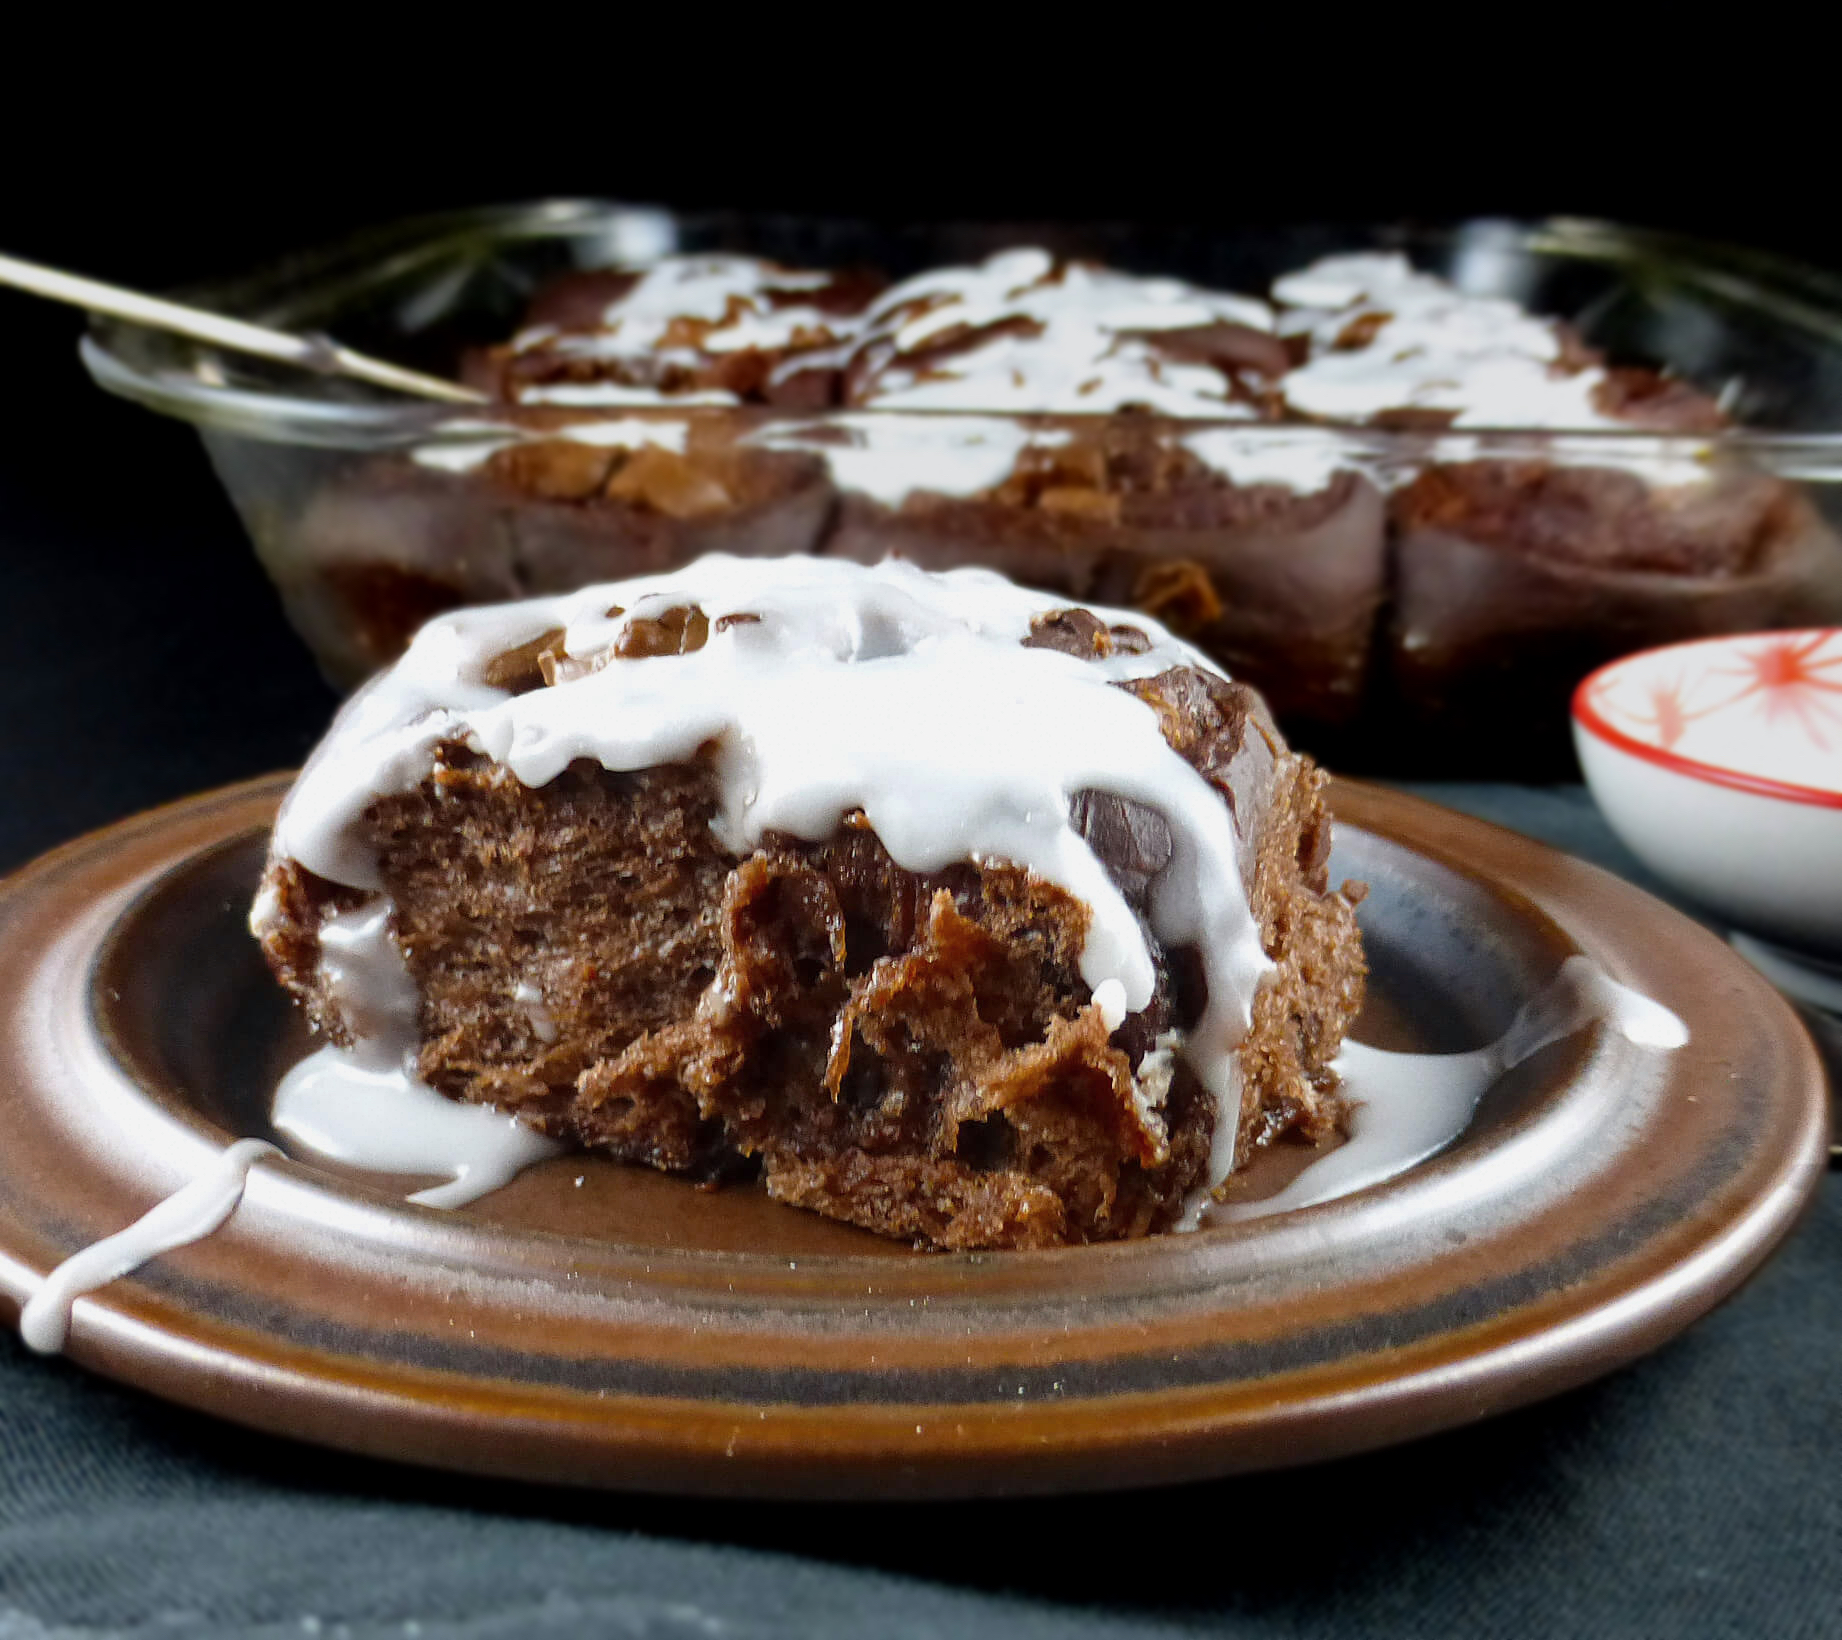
[0,250,486,405]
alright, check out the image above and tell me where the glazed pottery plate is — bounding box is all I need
[0,777,1827,1499]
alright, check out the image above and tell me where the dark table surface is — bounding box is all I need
[0,361,1836,1640]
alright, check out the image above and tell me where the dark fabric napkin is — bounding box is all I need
[0,410,1836,1639]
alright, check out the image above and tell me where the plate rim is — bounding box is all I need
[0,774,1828,1499]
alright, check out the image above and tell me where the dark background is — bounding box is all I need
[9,33,1838,282]
[2,57,1840,1639]
[5,60,1835,861]
[0,39,1831,827]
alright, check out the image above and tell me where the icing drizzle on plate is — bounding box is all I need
[18,1139,278,1353]
[1212,956,1688,1222]
[15,955,1686,1353]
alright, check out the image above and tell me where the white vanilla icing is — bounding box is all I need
[13,894,570,1355]
[272,1049,561,1209]
[849,248,1276,417]
[508,382,738,409]
[314,899,418,1041]
[20,902,558,1354]
[1426,432,1716,489]
[1091,979,1129,1033]
[1182,427,1355,494]
[265,900,563,1207]
[1129,1030,1183,1132]
[746,414,1066,505]
[517,254,838,353]
[1273,252,1629,431]
[752,415,1356,507]
[410,416,691,474]
[411,440,519,472]
[514,980,560,1045]
[466,246,1710,497]
[270,554,1274,1197]
[1208,955,1688,1223]
[18,1138,278,1354]
[507,254,854,406]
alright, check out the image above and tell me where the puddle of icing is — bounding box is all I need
[271,897,562,1209]
[1210,955,1687,1222]
[271,1046,561,1209]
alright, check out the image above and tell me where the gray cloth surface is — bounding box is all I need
[0,421,1837,1638]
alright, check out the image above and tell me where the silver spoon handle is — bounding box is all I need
[0,249,486,405]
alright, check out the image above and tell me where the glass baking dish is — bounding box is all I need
[79,199,1842,774]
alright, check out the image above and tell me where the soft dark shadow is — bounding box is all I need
[17,1335,1639,1621]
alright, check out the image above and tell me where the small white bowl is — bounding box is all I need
[1573,628,1842,958]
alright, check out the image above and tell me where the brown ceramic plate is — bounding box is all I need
[0,777,1827,1499]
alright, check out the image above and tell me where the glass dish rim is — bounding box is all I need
[75,197,1842,475]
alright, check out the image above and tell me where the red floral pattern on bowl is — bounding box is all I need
[1573,629,1842,954]
[1574,629,1842,807]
